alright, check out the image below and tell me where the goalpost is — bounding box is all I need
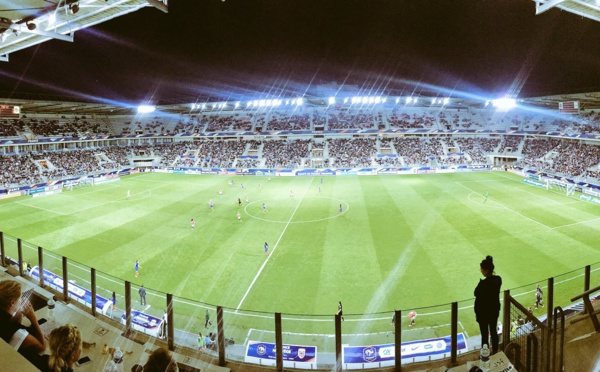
[546,179,576,196]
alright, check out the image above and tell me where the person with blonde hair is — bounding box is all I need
[0,280,46,361]
[36,324,82,372]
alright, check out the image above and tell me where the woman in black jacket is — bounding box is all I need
[474,255,502,354]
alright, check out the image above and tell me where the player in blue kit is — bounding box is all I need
[264,242,269,256]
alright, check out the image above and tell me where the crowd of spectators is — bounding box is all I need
[3,134,600,189]
[0,154,41,187]
[172,117,203,134]
[267,113,311,130]
[120,117,169,136]
[9,108,600,138]
[237,158,261,168]
[263,139,312,168]
[453,137,490,164]
[546,142,600,177]
[197,140,247,168]
[328,110,377,130]
[387,110,436,129]
[0,121,19,137]
[0,117,111,138]
[498,135,523,153]
[326,138,376,167]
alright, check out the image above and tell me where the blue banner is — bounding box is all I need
[122,310,162,337]
[245,340,317,366]
[30,267,111,314]
[343,333,467,364]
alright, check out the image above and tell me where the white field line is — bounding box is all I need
[235,178,314,312]
[13,183,168,216]
[512,185,567,204]
[456,181,552,229]
[466,192,504,209]
[552,217,600,230]
[14,201,69,216]
[510,184,600,229]
[60,183,120,197]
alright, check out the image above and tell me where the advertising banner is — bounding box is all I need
[343,333,467,364]
[245,341,317,367]
[30,267,111,314]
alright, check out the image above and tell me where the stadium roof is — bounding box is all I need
[533,0,600,23]
[0,0,166,62]
[3,1,600,114]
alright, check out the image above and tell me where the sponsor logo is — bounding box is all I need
[363,346,377,363]
[257,344,267,356]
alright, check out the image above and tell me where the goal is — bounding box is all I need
[546,179,576,196]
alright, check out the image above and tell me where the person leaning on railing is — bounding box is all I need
[0,280,46,364]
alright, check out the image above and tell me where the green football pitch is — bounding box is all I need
[1,171,599,346]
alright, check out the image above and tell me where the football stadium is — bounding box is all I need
[2,1,600,372]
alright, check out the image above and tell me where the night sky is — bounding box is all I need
[2,0,600,105]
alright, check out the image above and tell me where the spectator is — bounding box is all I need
[474,256,502,354]
[0,280,46,363]
[36,324,82,372]
[134,347,178,372]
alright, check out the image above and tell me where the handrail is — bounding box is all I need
[526,333,539,372]
[569,283,600,332]
[570,284,600,302]
[551,306,565,372]
[1,231,599,371]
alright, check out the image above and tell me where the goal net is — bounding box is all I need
[546,179,575,196]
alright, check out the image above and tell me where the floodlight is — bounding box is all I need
[296,98,303,105]
[329,97,335,104]
[432,98,437,104]
[235,102,240,108]
[395,98,400,104]
[343,98,348,104]
[362,97,368,104]
[375,97,381,104]
[382,97,387,103]
[406,97,412,104]
[202,103,206,109]
[444,98,450,105]
[492,98,516,111]
[137,105,155,114]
